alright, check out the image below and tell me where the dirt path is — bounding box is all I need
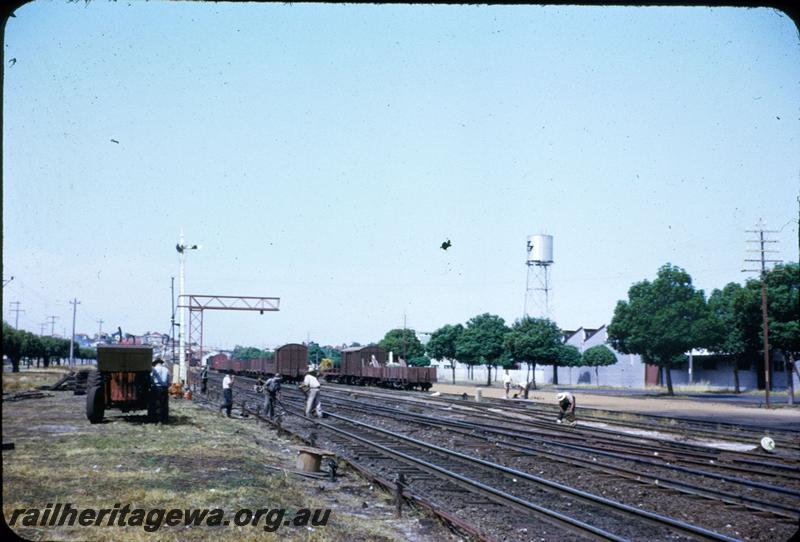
[431,383,800,430]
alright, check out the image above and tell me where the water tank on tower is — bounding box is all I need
[526,234,554,264]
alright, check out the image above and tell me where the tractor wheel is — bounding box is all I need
[86,371,105,424]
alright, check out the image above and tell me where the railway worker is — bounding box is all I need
[149,358,171,423]
[518,379,532,400]
[263,375,282,419]
[300,369,323,418]
[556,391,577,426]
[220,373,235,418]
[502,370,512,399]
[200,365,209,394]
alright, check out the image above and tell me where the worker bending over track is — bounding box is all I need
[556,391,577,426]
[300,369,323,418]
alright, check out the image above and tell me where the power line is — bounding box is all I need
[9,301,24,328]
[742,218,782,408]
[47,315,59,336]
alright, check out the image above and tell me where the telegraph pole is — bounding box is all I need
[47,315,59,336]
[743,219,781,408]
[170,277,176,363]
[97,319,104,339]
[9,301,24,328]
[69,298,81,367]
[39,322,47,336]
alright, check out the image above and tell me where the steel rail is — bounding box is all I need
[316,387,800,486]
[330,385,799,467]
[268,386,741,542]
[309,409,740,542]
[210,378,626,541]
[333,384,799,449]
[304,390,800,519]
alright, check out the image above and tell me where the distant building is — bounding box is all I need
[556,326,645,387]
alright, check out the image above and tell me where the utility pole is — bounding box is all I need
[176,229,201,382]
[97,319,104,339]
[170,277,176,363]
[743,219,781,408]
[69,298,81,367]
[47,315,59,336]
[39,322,47,336]
[9,301,24,328]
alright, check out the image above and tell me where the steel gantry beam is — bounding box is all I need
[177,295,280,372]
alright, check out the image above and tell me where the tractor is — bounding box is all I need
[86,344,158,423]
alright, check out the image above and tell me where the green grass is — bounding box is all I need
[2,395,435,542]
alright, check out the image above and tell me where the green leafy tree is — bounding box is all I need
[21,332,43,368]
[307,342,326,366]
[504,317,562,389]
[2,322,23,372]
[323,346,342,365]
[558,344,583,367]
[608,263,715,395]
[232,345,273,360]
[456,313,509,386]
[408,355,432,367]
[427,324,464,384]
[79,347,98,363]
[582,344,617,386]
[378,329,425,361]
[708,283,749,393]
[763,263,799,403]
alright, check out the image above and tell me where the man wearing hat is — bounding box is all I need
[149,358,171,423]
[556,391,576,426]
[300,369,323,418]
[263,374,282,419]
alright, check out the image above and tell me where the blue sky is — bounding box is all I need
[3,3,798,350]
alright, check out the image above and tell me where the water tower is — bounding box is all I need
[524,234,554,318]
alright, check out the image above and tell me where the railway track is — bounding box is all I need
[349,385,800,450]
[199,371,799,541]
[297,389,800,518]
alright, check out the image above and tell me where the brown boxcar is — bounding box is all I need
[339,346,387,383]
[275,343,308,381]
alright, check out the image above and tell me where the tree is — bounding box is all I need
[2,322,23,372]
[21,332,43,368]
[582,345,617,386]
[504,317,562,389]
[308,342,326,366]
[456,313,509,386]
[408,355,432,367]
[232,345,273,360]
[378,329,425,361]
[763,263,799,404]
[608,263,714,395]
[427,324,464,384]
[708,283,748,393]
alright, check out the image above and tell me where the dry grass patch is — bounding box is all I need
[3,394,447,542]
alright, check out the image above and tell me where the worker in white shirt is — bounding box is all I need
[220,374,235,417]
[556,391,577,426]
[149,358,171,423]
[502,369,512,399]
[299,369,323,418]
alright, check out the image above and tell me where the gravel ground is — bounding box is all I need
[430,383,800,430]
